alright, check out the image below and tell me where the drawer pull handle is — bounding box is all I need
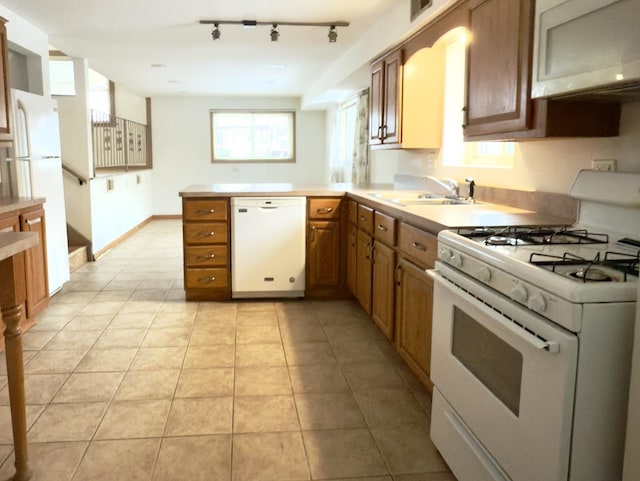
[411,242,427,251]
[199,231,216,237]
[377,225,388,232]
[198,276,216,283]
[317,207,333,214]
[360,215,368,222]
[196,254,216,260]
[196,208,215,215]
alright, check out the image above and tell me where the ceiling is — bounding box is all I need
[2,0,399,101]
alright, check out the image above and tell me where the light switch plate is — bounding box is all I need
[592,159,617,171]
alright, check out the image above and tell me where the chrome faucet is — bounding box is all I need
[422,175,459,197]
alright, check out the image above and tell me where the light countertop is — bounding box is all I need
[179,183,575,233]
[0,232,38,262]
[0,196,46,216]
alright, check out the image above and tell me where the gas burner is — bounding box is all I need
[457,227,498,238]
[478,226,610,246]
[569,267,613,282]
[486,235,512,246]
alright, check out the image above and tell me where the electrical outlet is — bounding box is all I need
[592,159,617,171]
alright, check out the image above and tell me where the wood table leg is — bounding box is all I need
[0,253,33,481]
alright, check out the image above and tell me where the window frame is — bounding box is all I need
[210,110,296,164]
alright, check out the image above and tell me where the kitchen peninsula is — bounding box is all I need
[180,182,575,392]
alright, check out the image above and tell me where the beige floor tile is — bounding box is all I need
[189,325,236,345]
[195,310,237,326]
[289,364,350,394]
[151,311,196,329]
[295,392,366,430]
[232,431,309,481]
[0,375,5,390]
[95,399,171,439]
[236,325,281,344]
[235,343,286,366]
[24,349,87,374]
[116,369,180,400]
[80,301,126,316]
[342,362,405,391]
[108,312,156,329]
[280,320,328,343]
[54,372,124,403]
[183,345,235,368]
[0,445,12,469]
[236,310,278,326]
[75,348,137,372]
[120,300,163,314]
[152,435,231,481]
[39,303,86,317]
[103,279,141,291]
[234,367,292,396]
[91,290,133,302]
[29,402,108,442]
[0,373,68,405]
[165,397,233,435]
[175,368,234,397]
[0,405,45,444]
[323,322,379,345]
[157,300,197,315]
[94,329,147,349]
[72,438,160,481]
[283,342,338,366]
[393,474,457,481]
[142,328,191,348]
[0,441,87,481]
[236,302,275,312]
[21,331,57,350]
[45,330,102,350]
[130,347,186,370]
[333,340,388,364]
[370,423,449,475]
[303,428,388,479]
[51,290,98,305]
[29,315,71,332]
[62,314,114,331]
[233,395,299,433]
[354,389,428,427]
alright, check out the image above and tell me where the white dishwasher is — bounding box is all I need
[231,197,306,298]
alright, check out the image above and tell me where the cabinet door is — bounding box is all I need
[395,258,434,392]
[382,50,402,144]
[355,229,373,314]
[20,208,49,318]
[371,241,396,340]
[370,59,385,145]
[346,223,357,296]
[0,18,11,141]
[0,213,19,233]
[464,0,533,136]
[307,220,341,290]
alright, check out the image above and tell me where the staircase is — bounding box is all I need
[67,224,91,273]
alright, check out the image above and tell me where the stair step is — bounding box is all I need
[68,245,89,273]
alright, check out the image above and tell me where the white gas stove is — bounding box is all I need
[429,170,640,481]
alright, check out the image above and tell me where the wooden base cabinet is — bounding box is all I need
[371,241,395,340]
[355,229,373,314]
[20,207,48,318]
[395,257,434,393]
[347,223,357,296]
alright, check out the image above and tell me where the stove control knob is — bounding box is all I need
[477,266,491,283]
[510,283,528,303]
[450,253,463,268]
[528,294,546,313]
[439,247,453,261]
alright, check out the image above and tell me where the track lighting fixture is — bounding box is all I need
[270,24,279,42]
[211,23,221,40]
[328,25,337,43]
[200,19,349,43]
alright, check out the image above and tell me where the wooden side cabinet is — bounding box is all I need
[370,49,403,146]
[20,207,49,319]
[182,198,230,301]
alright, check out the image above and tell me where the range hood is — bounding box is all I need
[532,0,640,102]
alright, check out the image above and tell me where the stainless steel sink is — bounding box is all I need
[367,191,477,206]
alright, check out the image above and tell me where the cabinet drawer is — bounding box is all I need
[398,223,437,267]
[309,198,342,220]
[357,204,374,235]
[185,246,228,267]
[184,222,228,245]
[347,200,358,225]
[183,199,228,221]
[373,211,396,246]
[185,268,228,289]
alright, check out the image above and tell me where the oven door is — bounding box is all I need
[428,262,578,481]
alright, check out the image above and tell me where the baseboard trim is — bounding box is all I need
[152,214,182,220]
[92,217,154,260]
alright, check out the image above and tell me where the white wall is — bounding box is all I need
[89,170,153,254]
[151,96,326,215]
[115,84,147,125]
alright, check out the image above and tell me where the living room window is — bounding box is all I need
[211,110,295,163]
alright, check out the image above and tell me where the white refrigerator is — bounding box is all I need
[10,88,70,294]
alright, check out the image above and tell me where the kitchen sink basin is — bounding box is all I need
[367,191,477,206]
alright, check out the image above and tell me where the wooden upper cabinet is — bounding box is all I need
[370,49,403,147]
[464,0,533,137]
[0,17,12,142]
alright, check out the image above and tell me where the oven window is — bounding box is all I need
[452,307,523,416]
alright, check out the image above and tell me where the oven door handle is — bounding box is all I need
[428,270,561,354]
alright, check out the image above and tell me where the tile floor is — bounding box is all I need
[0,219,456,481]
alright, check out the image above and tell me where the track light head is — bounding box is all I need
[211,23,221,41]
[328,25,337,43]
[270,24,279,42]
